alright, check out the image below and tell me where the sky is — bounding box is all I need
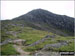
[1,1,74,20]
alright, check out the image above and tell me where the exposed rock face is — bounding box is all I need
[42,41,68,50]
[28,35,55,46]
[34,51,61,56]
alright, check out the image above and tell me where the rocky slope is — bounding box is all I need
[1,9,75,55]
[12,9,74,36]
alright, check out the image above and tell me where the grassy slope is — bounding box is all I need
[23,36,75,52]
[17,27,54,44]
[1,26,53,55]
[1,25,74,55]
[1,44,20,55]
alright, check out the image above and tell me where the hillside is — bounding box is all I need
[1,9,75,55]
[13,9,74,36]
[1,9,74,37]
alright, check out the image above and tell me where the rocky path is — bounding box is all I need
[13,45,30,55]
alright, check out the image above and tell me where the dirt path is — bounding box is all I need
[13,45,30,55]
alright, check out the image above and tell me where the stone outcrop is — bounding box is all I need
[42,41,68,50]
[0,39,26,46]
[28,35,55,46]
[0,39,12,45]
[10,39,26,45]
[34,51,61,56]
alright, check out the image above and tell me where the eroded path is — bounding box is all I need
[13,45,30,55]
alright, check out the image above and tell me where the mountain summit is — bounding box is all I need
[12,9,74,36]
[2,9,74,36]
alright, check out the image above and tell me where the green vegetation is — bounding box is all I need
[1,44,19,55]
[1,9,74,55]
[12,27,54,44]
[58,42,74,51]
[1,24,74,54]
[23,36,74,52]
[50,41,75,52]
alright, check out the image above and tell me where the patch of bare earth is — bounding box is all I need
[13,45,30,55]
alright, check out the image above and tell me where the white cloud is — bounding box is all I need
[1,1,74,20]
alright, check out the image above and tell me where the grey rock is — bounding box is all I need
[28,35,55,46]
[42,42,68,50]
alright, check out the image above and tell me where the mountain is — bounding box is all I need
[11,9,74,36]
[1,9,74,42]
[1,9,75,54]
